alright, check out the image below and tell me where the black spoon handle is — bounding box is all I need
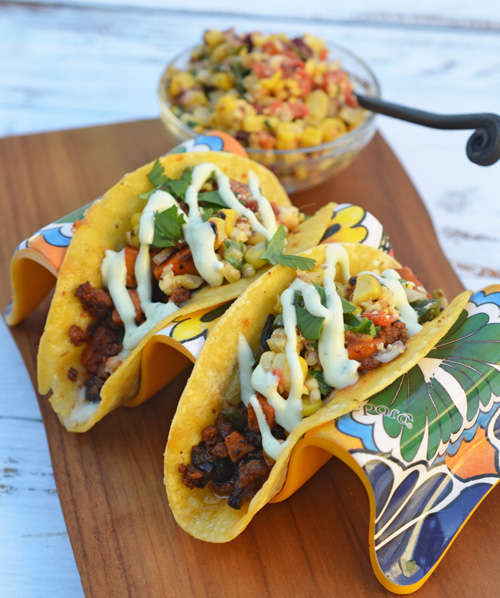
[356,93,500,166]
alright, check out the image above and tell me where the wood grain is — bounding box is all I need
[1,119,497,597]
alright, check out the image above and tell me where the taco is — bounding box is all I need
[164,242,471,542]
[37,151,334,432]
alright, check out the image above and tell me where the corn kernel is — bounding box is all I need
[301,126,322,147]
[278,355,308,393]
[211,43,229,64]
[203,29,225,48]
[340,106,364,126]
[305,89,329,121]
[301,398,322,417]
[212,72,233,91]
[241,263,256,278]
[276,122,300,150]
[242,114,265,133]
[260,70,284,92]
[174,274,203,290]
[260,351,276,371]
[320,117,347,142]
[208,217,227,249]
[216,209,239,235]
[130,212,142,228]
[221,262,241,283]
[267,328,287,353]
[303,34,325,55]
[246,230,267,245]
[293,164,308,179]
[352,273,383,304]
[252,32,266,47]
[244,242,267,269]
[168,72,197,97]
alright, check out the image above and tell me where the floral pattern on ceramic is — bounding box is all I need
[320,203,392,255]
[271,286,500,593]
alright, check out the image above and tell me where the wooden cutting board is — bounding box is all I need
[2,120,496,598]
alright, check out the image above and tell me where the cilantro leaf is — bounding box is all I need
[223,239,244,269]
[198,190,227,209]
[261,225,317,271]
[152,206,185,248]
[147,159,168,188]
[230,61,250,95]
[277,254,316,271]
[140,164,192,201]
[309,369,332,397]
[311,282,356,311]
[340,296,356,313]
[311,282,325,304]
[344,315,380,338]
[295,305,325,340]
[166,170,192,199]
[260,226,287,266]
[201,208,213,222]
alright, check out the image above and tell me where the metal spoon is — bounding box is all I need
[356,93,500,166]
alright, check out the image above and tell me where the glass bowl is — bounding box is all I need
[158,40,380,194]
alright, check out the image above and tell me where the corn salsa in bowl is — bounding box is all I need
[159,29,380,192]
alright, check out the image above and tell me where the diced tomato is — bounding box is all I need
[318,47,328,60]
[295,71,313,97]
[271,367,283,387]
[344,90,358,108]
[269,201,280,217]
[251,61,273,78]
[289,100,309,119]
[262,40,281,56]
[396,266,423,288]
[280,57,304,78]
[396,266,431,297]
[264,99,284,116]
[256,130,276,149]
[363,310,399,327]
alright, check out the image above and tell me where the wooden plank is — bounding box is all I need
[9,0,500,29]
[1,119,498,597]
[3,2,499,295]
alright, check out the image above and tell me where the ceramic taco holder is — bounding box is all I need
[6,131,500,594]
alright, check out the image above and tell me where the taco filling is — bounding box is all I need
[68,160,306,405]
[179,244,444,509]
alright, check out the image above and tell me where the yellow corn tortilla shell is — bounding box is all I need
[164,242,472,543]
[37,150,335,432]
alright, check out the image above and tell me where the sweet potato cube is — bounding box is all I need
[224,431,255,463]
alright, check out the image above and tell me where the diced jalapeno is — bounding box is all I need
[222,407,247,432]
[410,299,441,323]
[223,239,244,270]
[259,314,275,352]
[273,313,284,329]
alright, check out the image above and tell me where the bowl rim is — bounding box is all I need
[158,37,381,156]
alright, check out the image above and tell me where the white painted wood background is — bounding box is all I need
[1,1,499,596]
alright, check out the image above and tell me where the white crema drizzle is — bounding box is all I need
[237,244,360,460]
[184,162,277,285]
[102,164,277,352]
[102,189,181,350]
[237,249,427,459]
[360,269,423,337]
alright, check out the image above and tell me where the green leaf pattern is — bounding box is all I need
[366,303,500,463]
